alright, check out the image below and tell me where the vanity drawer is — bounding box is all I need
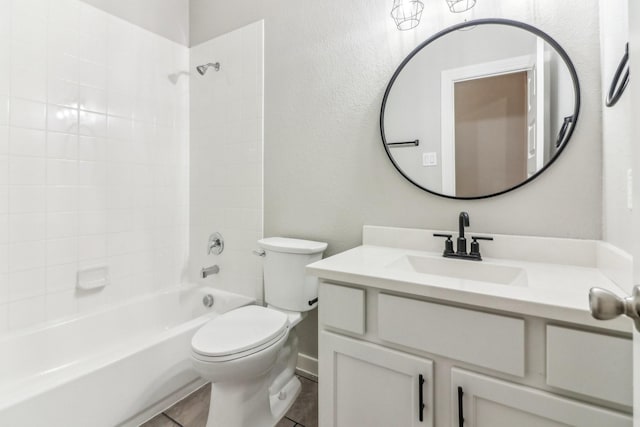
[546,325,632,406]
[378,294,525,376]
[319,283,365,335]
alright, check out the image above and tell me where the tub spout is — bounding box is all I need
[201,265,220,279]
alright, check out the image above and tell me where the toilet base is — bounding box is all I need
[205,375,301,427]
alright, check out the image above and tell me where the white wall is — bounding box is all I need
[0,0,190,334]
[190,0,603,362]
[80,0,190,46]
[189,21,264,301]
[600,0,632,253]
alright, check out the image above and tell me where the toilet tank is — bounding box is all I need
[258,237,328,312]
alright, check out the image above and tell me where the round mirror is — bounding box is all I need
[381,19,580,199]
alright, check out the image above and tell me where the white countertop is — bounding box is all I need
[307,244,632,333]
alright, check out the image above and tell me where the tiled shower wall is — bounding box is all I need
[0,0,190,333]
[189,21,264,301]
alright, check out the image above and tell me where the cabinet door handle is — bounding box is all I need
[457,386,464,427]
[418,374,425,422]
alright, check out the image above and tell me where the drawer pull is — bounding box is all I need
[418,374,425,422]
[457,386,464,426]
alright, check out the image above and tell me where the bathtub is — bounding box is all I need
[0,285,254,427]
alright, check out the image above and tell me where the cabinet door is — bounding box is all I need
[319,331,433,427]
[451,369,632,427]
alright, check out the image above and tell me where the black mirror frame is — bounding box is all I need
[380,18,581,200]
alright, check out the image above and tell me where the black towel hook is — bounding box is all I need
[605,42,630,107]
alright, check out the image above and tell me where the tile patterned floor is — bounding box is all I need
[141,375,318,427]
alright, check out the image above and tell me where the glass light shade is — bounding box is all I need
[391,0,425,31]
[445,0,477,13]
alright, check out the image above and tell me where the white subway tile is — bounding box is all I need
[0,126,8,154]
[46,237,77,266]
[79,60,107,89]
[46,212,78,239]
[10,157,46,185]
[47,159,77,186]
[79,34,107,66]
[0,156,7,185]
[47,78,79,108]
[45,289,77,320]
[9,128,46,157]
[79,85,107,114]
[46,186,77,212]
[10,98,47,130]
[78,234,107,261]
[46,263,77,293]
[0,96,7,126]
[107,116,133,141]
[0,273,8,304]
[8,295,45,330]
[77,186,107,211]
[78,160,107,186]
[0,215,7,244]
[47,132,78,160]
[9,241,46,271]
[78,136,106,161]
[0,303,7,334]
[48,0,81,30]
[8,268,45,301]
[48,52,80,84]
[9,185,45,213]
[78,211,107,235]
[79,110,107,137]
[47,104,79,134]
[9,213,46,243]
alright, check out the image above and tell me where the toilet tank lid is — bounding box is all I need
[258,237,328,254]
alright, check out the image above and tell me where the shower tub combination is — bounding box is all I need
[0,285,254,427]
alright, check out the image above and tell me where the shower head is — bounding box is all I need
[196,62,221,75]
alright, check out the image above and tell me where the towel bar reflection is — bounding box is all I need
[605,42,629,108]
[386,139,420,147]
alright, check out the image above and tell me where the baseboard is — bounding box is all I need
[296,352,318,380]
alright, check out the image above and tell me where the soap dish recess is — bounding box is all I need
[77,266,110,291]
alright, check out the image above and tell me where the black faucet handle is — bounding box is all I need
[470,236,493,260]
[434,233,454,255]
[434,233,453,239]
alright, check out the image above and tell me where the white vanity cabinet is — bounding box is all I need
[452,369,631,427]
[318,281,633,427]
[319,332,434,427]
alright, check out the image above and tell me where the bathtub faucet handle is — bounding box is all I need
[252,249,266,257]
[207,232,224,255]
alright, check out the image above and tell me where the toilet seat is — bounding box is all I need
[192,305,289,362]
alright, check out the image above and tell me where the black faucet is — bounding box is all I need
[433,212,493,261]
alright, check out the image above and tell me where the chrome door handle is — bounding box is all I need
[589,286,640,331]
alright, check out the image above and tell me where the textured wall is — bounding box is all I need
[80,0,189,45]
[600,0,631,253]
[191,0,603,361]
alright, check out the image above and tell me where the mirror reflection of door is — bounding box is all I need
[454,72,528,197]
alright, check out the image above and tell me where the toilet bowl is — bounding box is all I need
[191,237,327,427]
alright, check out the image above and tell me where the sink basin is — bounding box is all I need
[386,254,527,286]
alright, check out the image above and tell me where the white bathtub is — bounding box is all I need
[0,285,254,427]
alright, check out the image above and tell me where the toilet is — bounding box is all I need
[191,237,328,427]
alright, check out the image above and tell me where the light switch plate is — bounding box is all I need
[423,152,437,167]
